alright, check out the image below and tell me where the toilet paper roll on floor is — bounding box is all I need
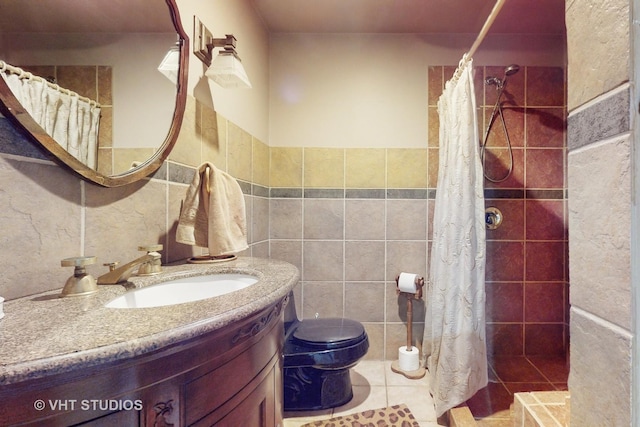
[398,345,420,371]
[398,272,418,294]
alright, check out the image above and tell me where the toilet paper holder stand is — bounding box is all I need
[391,274,426,379]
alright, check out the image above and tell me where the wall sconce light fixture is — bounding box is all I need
[157,42,181,84]
[193,17,252,89]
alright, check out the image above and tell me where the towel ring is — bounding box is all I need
[204,166,211,193]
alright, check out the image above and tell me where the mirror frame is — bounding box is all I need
[0,0,189,187]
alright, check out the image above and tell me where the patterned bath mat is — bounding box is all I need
[299,403,419,427]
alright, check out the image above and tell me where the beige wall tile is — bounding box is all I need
[566,0,630,110]
[0,158,82,300]
[84,180,168,267]
[270,147,303,188]
[568,136,631,329]
[200,103,226,171]
[252,138,269,187]
[304,147,344,188]
[570,309,631,426]
[387,148,428,188]
[170,97,201,167]
[345,148,386,188]
[228,121,252,182]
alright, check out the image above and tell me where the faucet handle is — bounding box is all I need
[60,256,98,297]
[137,244,163,276]
[139,244,163,253]
[61,256,97,269]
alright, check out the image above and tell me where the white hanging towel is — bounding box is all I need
[423,57,488,417]
[176,162,248,256]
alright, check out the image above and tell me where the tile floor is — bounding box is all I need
[283,361,446,427]
[282,355,569,427]
[467,355,569,426]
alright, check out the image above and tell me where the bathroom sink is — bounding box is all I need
[105,273,258,309]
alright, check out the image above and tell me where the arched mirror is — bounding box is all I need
[0,0,188,187]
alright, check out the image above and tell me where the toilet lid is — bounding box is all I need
[292,318,365,347]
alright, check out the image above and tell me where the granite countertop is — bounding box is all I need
[0,257,299,386]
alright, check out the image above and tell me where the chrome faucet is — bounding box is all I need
[97,253,161,285]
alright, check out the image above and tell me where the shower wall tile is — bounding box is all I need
[486,282,524,323]
[484,65,525,107]
[427,66,443,105]
[525,283,565,322]
[487,323,523,355]
[482,107,525,148]
[525,149,564,189]
[525,241,565,282]
[524,324,565,355]
[525,200,565,240]
[526,107,565,148]
[485,199,524,241]
[482,147,525,189]
[527,67,565,107]
[485,241,525,282]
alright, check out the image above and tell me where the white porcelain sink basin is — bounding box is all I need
[105,273,258,309]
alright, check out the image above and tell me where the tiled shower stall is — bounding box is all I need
[269,64,568,362]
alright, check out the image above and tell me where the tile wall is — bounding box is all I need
[0,65,567,362]
[0,95,270,301]
[269,65,568,360]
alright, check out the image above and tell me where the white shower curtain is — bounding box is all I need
[1,68,100,168]
[423,58,487,417]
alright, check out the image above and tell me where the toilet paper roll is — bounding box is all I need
[0,296,4,320]
[398,272,418,294]
[398,346,420,371]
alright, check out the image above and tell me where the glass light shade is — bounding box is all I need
[157,46,180,83]
[205,52,252,89]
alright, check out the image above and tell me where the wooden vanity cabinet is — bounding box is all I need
[0,299,286,427]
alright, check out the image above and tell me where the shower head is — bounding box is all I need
[504,64,520,76]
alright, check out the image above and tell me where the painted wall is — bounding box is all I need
[269,33,565,148]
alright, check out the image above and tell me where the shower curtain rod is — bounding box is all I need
[0,60,101,108]
[450,0,507,82]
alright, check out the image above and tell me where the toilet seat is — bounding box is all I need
[291,318,365,349]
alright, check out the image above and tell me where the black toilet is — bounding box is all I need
[283,291,369,411]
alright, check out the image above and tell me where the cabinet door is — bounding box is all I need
[215,365,275,427]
